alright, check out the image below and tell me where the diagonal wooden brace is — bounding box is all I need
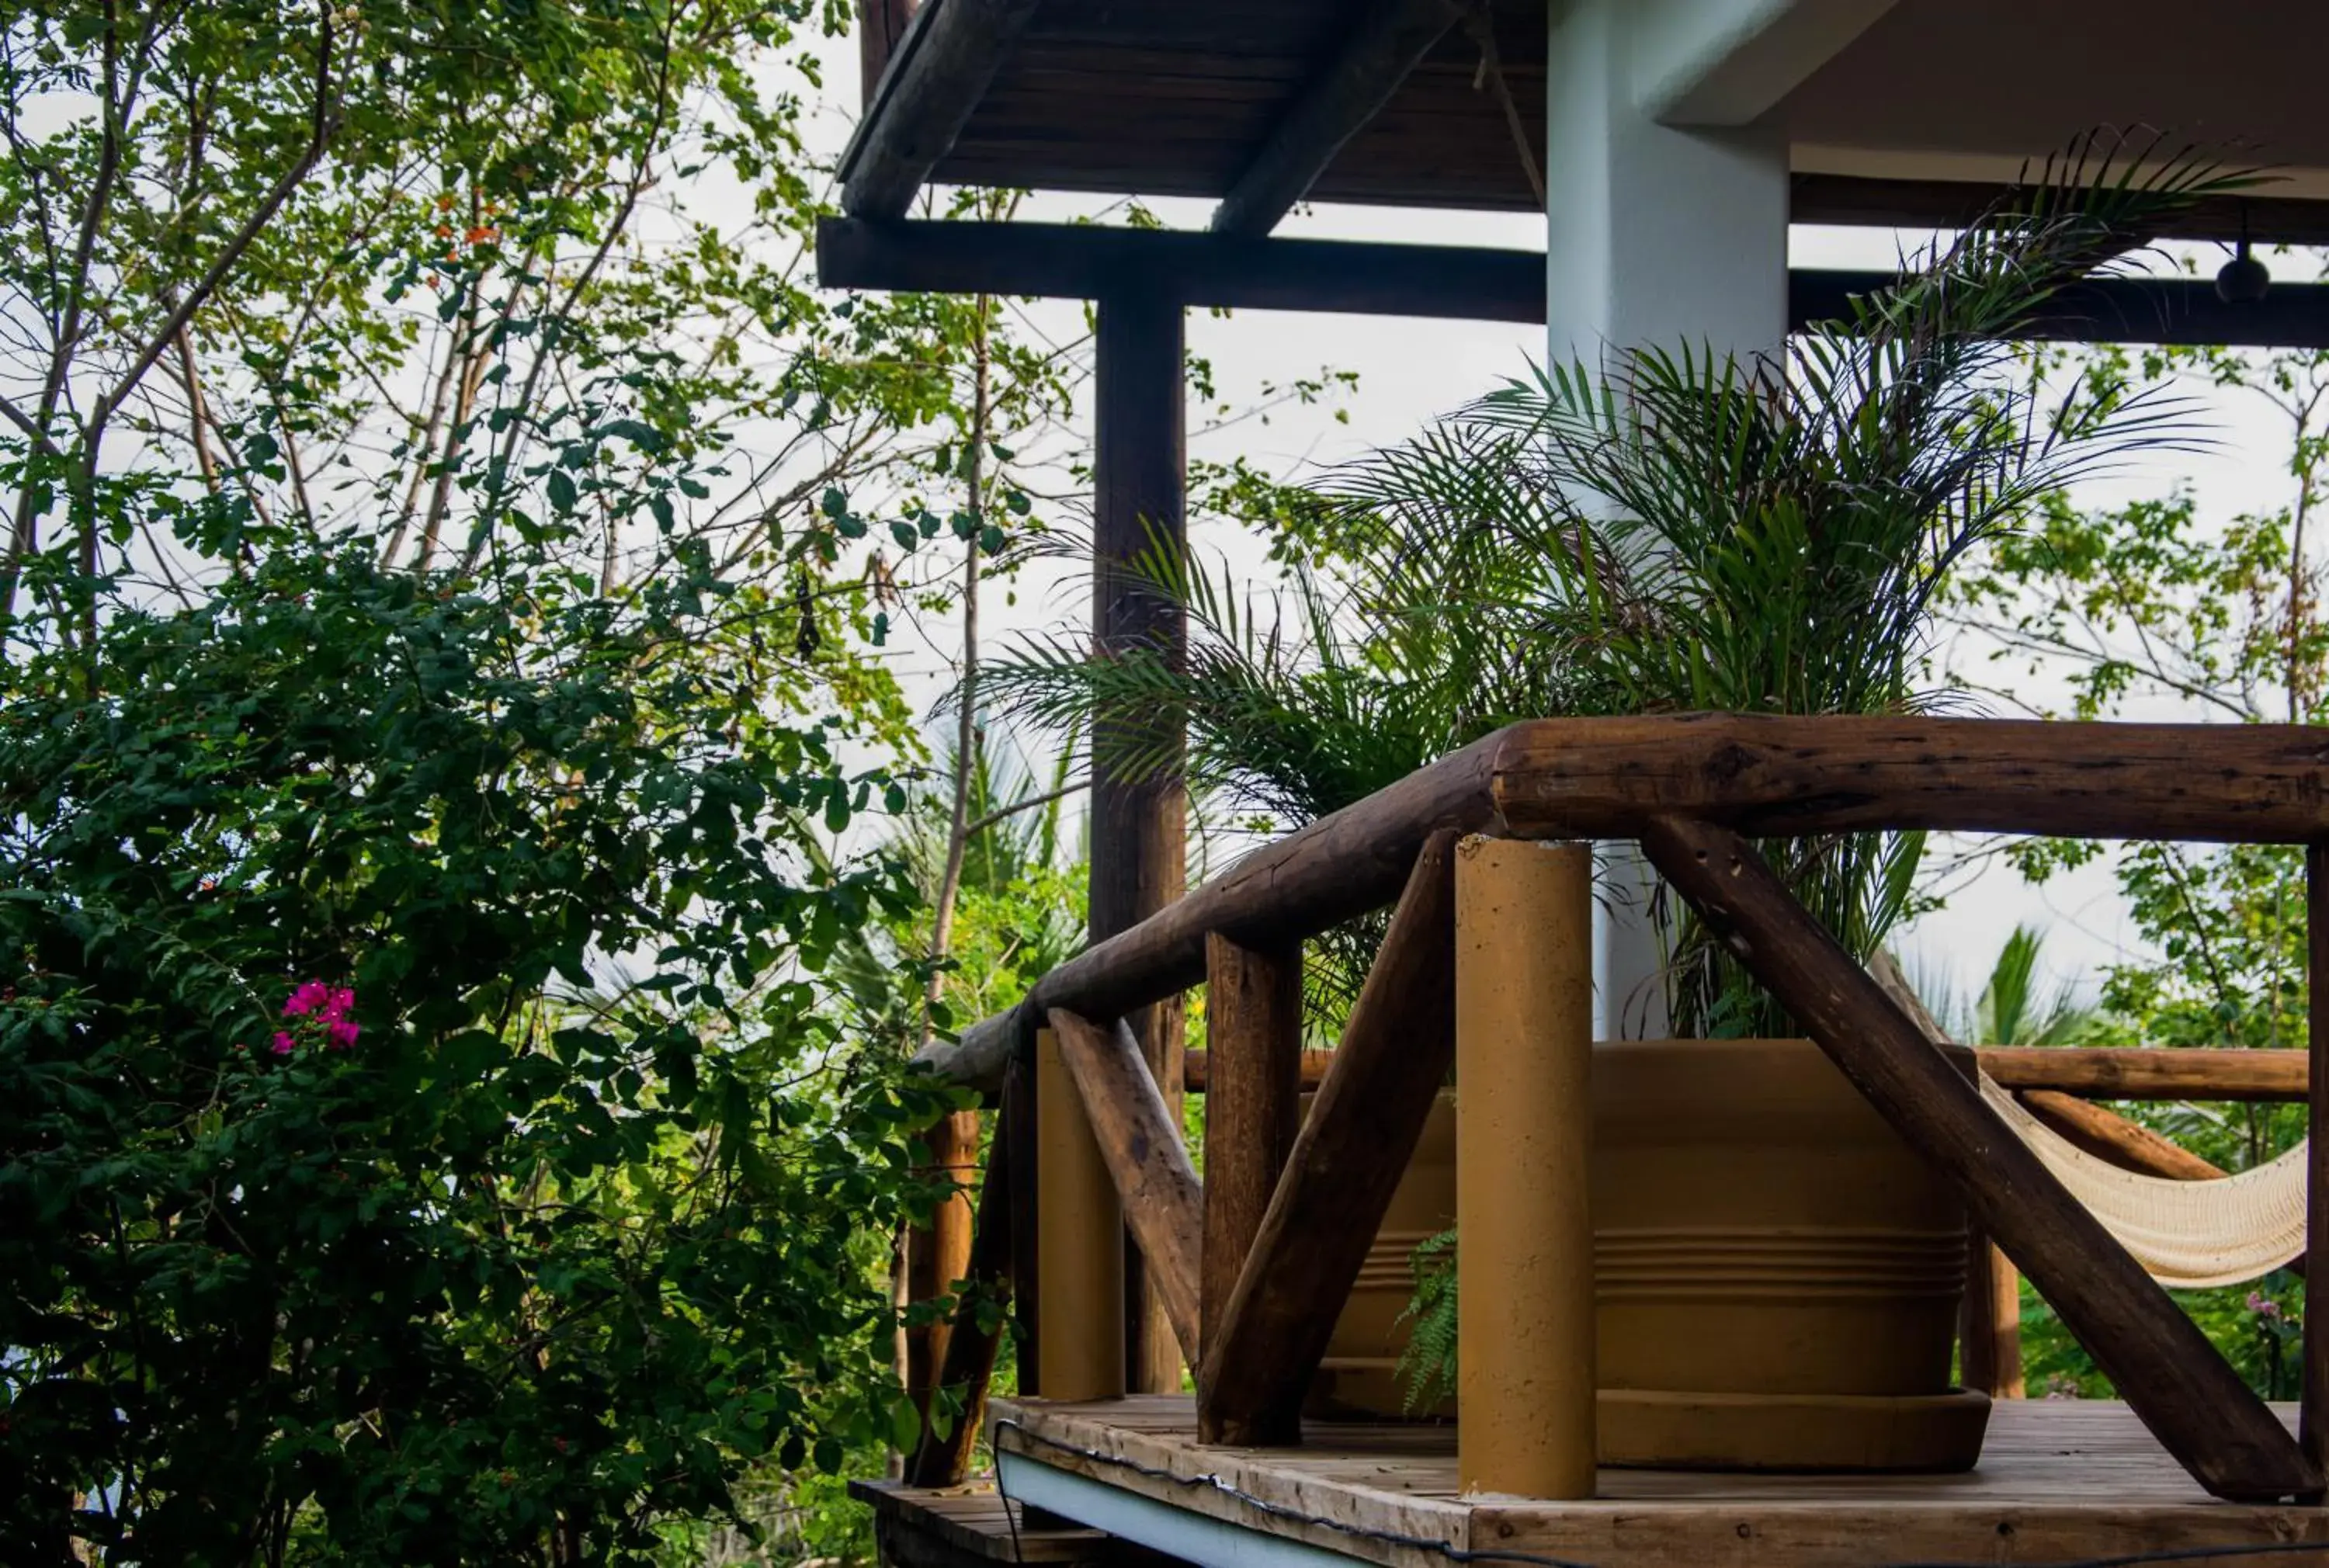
[1641,813,2320,1503]
[1045,1008,1206,1372]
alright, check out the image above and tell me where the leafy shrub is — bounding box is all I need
[0,548,950,1564]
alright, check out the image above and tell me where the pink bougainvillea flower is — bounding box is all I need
[271,1032,296,1056]
[283,981,333,1018]
[325,1017,360,1049]
[323,987,356,1022]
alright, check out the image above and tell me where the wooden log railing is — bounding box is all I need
[1182,1043,2313,1101]
[904,713,2329,1504]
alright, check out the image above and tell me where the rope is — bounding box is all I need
[1981,1074,2306,1289]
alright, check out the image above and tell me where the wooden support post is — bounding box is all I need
[1960,1237,2025,1400]
[1199,933,1304,1441]
[909,1119,1013,1487]
[1090,290,1190,1396]
[1034,1025,1123,1400]
[1643,814,2320,1503]
[1455,837,1595,1500]
[1046,1009,1206,1372]
[904,1108,980,1426]
[2304,841,2329,1489]
[1199,832,1461,1444]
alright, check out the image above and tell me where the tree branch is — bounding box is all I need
[0,394,61,456]
[95,0,339,428]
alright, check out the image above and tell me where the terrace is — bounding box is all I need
[823,5,2329,1563]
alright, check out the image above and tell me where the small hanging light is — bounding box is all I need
[2216,203,2272,304]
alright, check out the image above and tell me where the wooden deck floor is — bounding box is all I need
[991,1394,2329,1568]
[852,1476,1175,1568]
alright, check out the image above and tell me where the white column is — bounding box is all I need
[1545,0,1792,1039]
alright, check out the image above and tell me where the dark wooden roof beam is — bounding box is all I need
[818,218,2329,348]
[1209,0,1465,237]
[839,0,1043,220]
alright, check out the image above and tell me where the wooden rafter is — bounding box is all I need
[838,0,1043,219]
[1640,813,2320,1503]
[1209,0,1464,236]
[1198,832,1461,1445]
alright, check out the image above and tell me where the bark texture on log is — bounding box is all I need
[1494,713,2329,844]
[1185,1047,1331,1095]
[918,713,2329,1096]
[908,735,1502,1091]
[1642,813,2320,1503]
[1197,833,1460,1446]
[1979,1046,2305,1102]
[1090,291,1190,1396]
[2018,1090,2227,1181]
[1199,933,1306,1443]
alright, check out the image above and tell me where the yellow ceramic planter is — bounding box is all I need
[1309,1039,1991,1472]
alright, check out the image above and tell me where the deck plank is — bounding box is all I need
[991,1395,2329,1567]
[852,1476,1160,1566]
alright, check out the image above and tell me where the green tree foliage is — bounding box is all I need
[0,546,960,1562]
[1945,329,2329,1400]
[0,1,1077,1560]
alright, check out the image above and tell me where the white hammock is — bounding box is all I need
[1980,1074,2306,1290]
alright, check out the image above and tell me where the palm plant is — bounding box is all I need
[1970,925,2100,1047]
[824,731,1085,1049]
[993,133,2240,1039]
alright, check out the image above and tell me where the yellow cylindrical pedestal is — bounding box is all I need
[1456,836,1595,1498]
[1036,1025,1126,1400]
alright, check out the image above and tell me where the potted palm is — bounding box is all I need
[992,142,2230,1468]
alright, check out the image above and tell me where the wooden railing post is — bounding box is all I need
[2303,841,2329,1490]
[1197,832,1461,1444]
[909,1119,1014,1487]
[1034,1024,1123,1400]
[1455,836,1595,1499]
[1960,1237,2024,1400]
[904,1107,979,1428]
[1644,814,2320,1502]
[1199,932,1303,1443]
